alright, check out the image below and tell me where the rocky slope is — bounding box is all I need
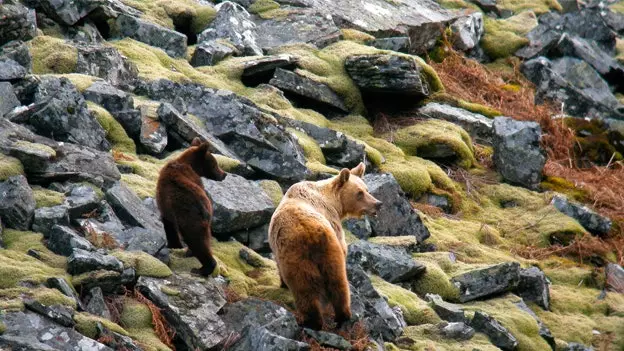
[0,0,623,350]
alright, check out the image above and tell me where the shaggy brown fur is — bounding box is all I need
[156,137,226,276]
[269,163,382,329]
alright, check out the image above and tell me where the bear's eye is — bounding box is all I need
[357,191,364,200]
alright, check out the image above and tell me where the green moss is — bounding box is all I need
[481,12,538,59]
[410,258,460,301]
[369,236,418,249]
[115,153,166,199]
[160,286,180,296]
[0,286,76,310]
[121,174,156,199]
[214,154,242,173]
[0,322,5,334]
[32,186,66,208]
[29,36,78,74]
[31,287,77,309]
[306,161,340,177]
[121,0,216,34]
[88,102,137,153]
[497,0,562,14]
[371,275,441,326]
[111,250,173,278]
[12,141,56,158]
[72,270,121,288]
[50,74,99,92]
[541,176,588,202]
[616,38,624,65]
[428,92,502,118]
[391,119,476,168]
[75,312,129,339]
[341,29,375,44]
[256,8,297,20]
[289,128,326,164]
[435,0,481,10]
[0,155,24,181]
[258,180,283,206]
[399,324,500,350]
[2,229,68,270]
[0,250,67,291]
[248,0,280,14]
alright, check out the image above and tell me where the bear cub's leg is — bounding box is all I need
[163,217,183,249]
[179,219,218,276]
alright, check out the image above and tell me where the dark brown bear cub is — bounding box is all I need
[156,137,226,276]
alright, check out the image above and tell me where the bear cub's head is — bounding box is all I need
[189,137,227,181]
[334,162,382,218]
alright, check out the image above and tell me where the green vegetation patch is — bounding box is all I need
[428,92,503,118]
[248,0,280,14]
[88,102,137,154]
[120,298,171,351]
[0,155,24,181]
[497,0,562,14]
[2,229,68,271]
[29,35,78,74]
[341,29,375,44]
[396,324,500,350]
[74,312,129,339]
[214,154,242,173]
[371,275,441,326]
[32,186,66,208]
[111,250,173,278]
[121,0,216,34]
[481,12,538,60]
[12,141,56,158]
[49,73,99,92]
[258,180,283,206]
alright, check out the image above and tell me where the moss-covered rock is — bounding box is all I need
[428,92,502,118]
[0,154,24,181]
[497,0,562,14]
[74,312,129,339]
[481,12,537,59]
[213,154,242,173]
[87,102,137,154]
[121,0,216,34]
[2,229,68,272]
[371,275,441,326]
[29,36,78,74]
[248,0,280,14]
[341,29,375,44]
[120,298,171,351]
[258,180,283,207]
[51,73,100,92]
[397,324,500,350]
[111,250,173,278]
[32,186,66,208]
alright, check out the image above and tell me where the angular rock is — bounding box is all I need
[0,3,36,46]
[73,268,136,294]
[521,56,624,120]
[348,264,405,341]
[140,79,309,182]
[370,37,411,53]
[139,115,168,154]
[0,40,32,72]
[606,263,624,294]
[26,76,110,151]
[563,342,594,351]
[304,328,352,350]
[65,184,101,218]
[0,58,27,81]
[254,6,341,51]
[220,298,299,340]
[190,40,237,66]
[75,42,139,88]
[417,103,493,145]
[439,322,475,341]
[344,217,372,240]
[199,2,261,56]
[117,14,187,58]
[425,293,466,323]
[232,223,270,253]
[34,0,102,25]
[0,311,110,350]
[105,181,164,232]
[84,80,134,113]
[228,326,311,351]
[451,262,520,302]
[122,226,167,256]
[270,68,348,113]
[470,311,518,351]
[86,287,111,319]
[24,299,75,328]
[0,82,20,117]
[32,206,70,237]
[203,174,275,235]
[96,323,143,351]
[46,277,85,311]
[67,248,124,275]
[0,175,35,230]
[493,117,546,189]
[514,266,550,310]
[136,274,228,350]
[424,193,452,213]
[49,224,96,256]
[347,240,426,283]
[551,195,612,236]
[469,0,500,14]
[345,54,430,96]
[451,13,484,52]
[242,55,298,80]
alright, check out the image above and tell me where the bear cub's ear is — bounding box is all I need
[191,137,202,146]
[337,168,351,187]
[350,162,366,177]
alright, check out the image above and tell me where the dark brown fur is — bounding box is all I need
[156,138,226,276]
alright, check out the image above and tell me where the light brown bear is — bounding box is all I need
[268,163,382,330]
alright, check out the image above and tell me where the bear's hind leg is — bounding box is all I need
[163,217,183,249]
[322,246,352,327]
[179,220,218,276]
[294,289,323,330]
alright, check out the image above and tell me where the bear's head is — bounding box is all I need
[189,137,227,181]
[334,162,382,218]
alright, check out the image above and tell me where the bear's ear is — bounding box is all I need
[350,162,365,177]
[336,168,350,187]
[191,137,202,146]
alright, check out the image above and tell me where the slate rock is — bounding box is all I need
[0,58,27,81]
[190,39,238,66]
[0,311,110,350]
[606,263,624,294]
[0,175,35,230]
[0,40,32,72]
[136,274,228,350]
[254,6,341,51]
[347,240,426,283]
[117,14,187,58]
[86,287,112,319]
[105,181,164,232]
[345,54,430,96]
[46,277,85,311]
[139,115,168,154]
[563,342,594,351]
[304,328,352,350]
[24,299,75,328]
[347,264,405,341]
[32,206,70,237]
[468,0,500,14]
[67,248,124,275]
[228,326,311,351]
[425,293,466,323]
[242,54,298,83]
[551,195,612,235]
[65,184,101,218]
[198,1,262,56]
[75,42,139,88]
[0,3,36,46]
[96,323,143,351]
[451,13,484,51]
[73,268,136,294]
[122,226,167,256]
[370,37,411,53]
[344,217,373,240]
[0,82,20,117]
[451,262,521,302]
[470,311,518,350]
[514,266,550,310]
[34,0,102,25]
[27,76,110,151]
[417,102,493,145]
[492,117,546,189]
[439,322,475,341]
[84,80,134,113]
[231,223,271,253]
[425,193,452,213]
[270,68,348,113]
[220,298,299,340]
[203,174,275,235]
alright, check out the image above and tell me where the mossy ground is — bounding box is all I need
[120,0,216,34]
[248,0,281,14]
[111,250,173,278]
[32,186,66,208]
[392,324,500,350]
[29,35,78,74]
[341,29,375,44]
[120,298,172,351]
[497,0,562,14]
[51,74,99,92]
[74,312,129,339]
[0,155,24,181]
[481,12,537,59]
[88,102,137,154]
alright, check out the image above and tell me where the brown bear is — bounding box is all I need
[268,162,382,330]
[156,137,227,276]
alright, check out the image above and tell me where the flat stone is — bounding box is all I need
[417,103,493,145]
[73,268,135,294]
[117,14,187,58]
[551,194,612,235]
[32,206,70,237]
[451,262,521,302]
[347,240,426,283]
[514,266,550,310]
[345,54,430,96]
[105,181,164,232]
[0,175,35,230]
[470,311,518,351]
[425,293,466,323]
[65,184,101,219]
[220,298,299,340]
[304,328,352,350]
[24,299,75,327]
[84,80,134,113]
[228,326,311,351]
[370,37,411,53]
[606,263,624,294]
[270,68,348,113]
[242,54,298,80]
[46,277,85,311]
[67,248,124,275]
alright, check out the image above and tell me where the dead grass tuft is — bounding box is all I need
[133,289,175,349]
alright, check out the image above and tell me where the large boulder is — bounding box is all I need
[451,262,521,302]
[345,54,430,97]
[228,326,311,351]
[450,13,484,52]
[198,1,262,56]
[203,174,275,236]
[220,298,299,340]
[136,274,228,350]
[84,80,134,113]
[116,14,187,58]
[347,240,426,283]
[470,311,518,351]
[492,117,546,190]
[0,175,35,230]
[47,225,95,256]
[75,42,139,88]
[0,3,36,46]
[417,103,493,145]
[606,263,624,294]
[269,68,348,113]
[551,194,612,235]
